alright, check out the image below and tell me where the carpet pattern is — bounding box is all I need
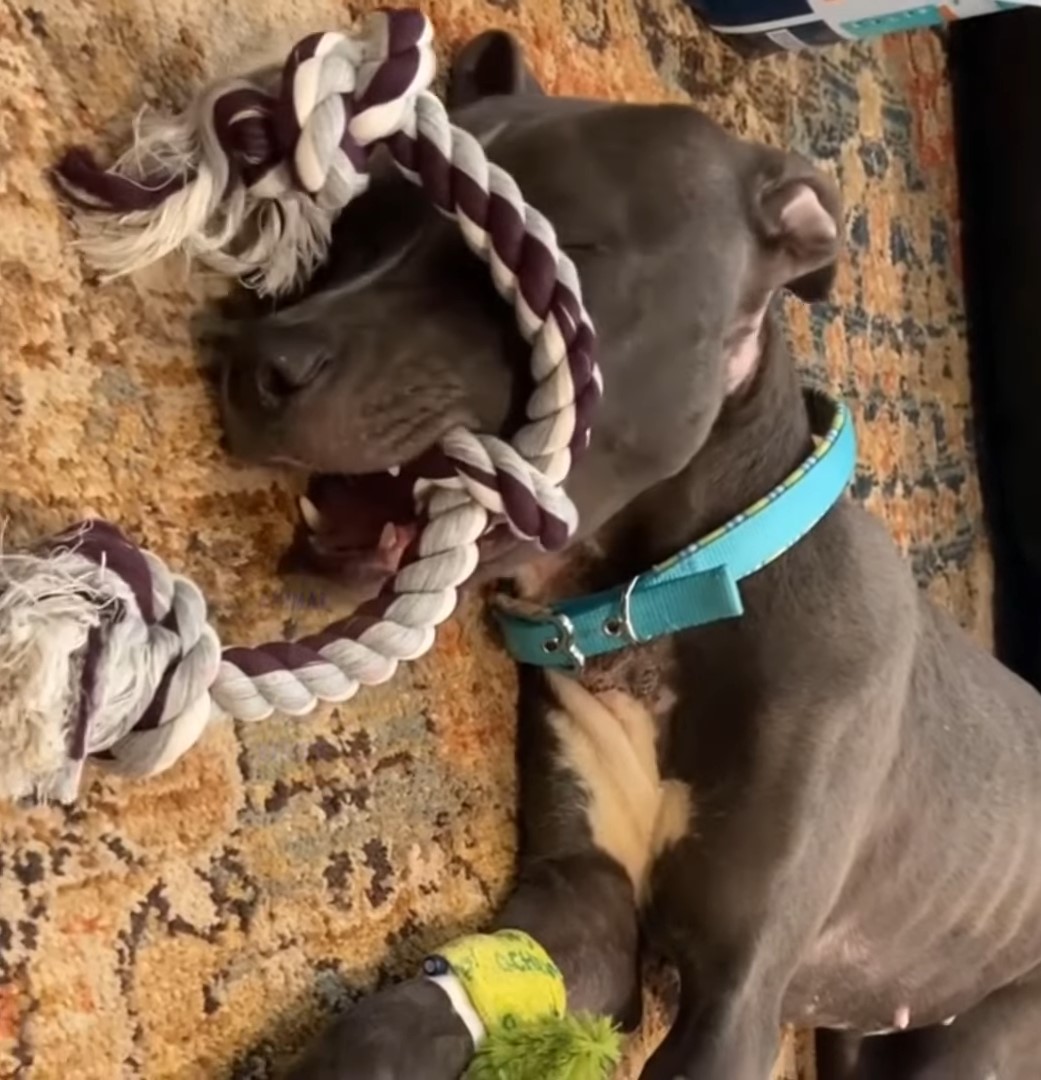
[0,0,990,1077]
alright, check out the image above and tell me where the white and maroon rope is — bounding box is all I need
[0,9,602,802]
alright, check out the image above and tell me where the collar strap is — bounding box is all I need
[494,389,856,670]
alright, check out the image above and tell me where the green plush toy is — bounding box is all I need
[421,929,623,1080]
[466,1011,621,1080]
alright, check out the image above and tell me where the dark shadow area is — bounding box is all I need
[950,8,1041,688]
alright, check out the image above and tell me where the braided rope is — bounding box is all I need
[0,10,603,803]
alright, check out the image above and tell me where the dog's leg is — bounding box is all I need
[638,957,786,1080]
[284,667,649,1078]
[635,684,909,1080]
[632,831,806,1080]
[850,968,1041,1080]
[637,841,835,1080]
[487,667,659,1024]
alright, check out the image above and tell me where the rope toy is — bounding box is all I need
[0,9,602,805]
[422,929,622,1079]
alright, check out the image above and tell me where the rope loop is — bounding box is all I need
[3,11,605,804]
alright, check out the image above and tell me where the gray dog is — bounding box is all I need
[214,31,1041,1080]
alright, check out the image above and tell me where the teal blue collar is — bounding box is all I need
[494,389,855,670]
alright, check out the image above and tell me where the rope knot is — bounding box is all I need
[211,86,284,190]
[272,12,435,205]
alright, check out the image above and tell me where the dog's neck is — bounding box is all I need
[626,314,813,566]
[515,311,814,604]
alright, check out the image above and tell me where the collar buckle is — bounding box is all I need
[541,611,586,670]
[602,575,642,646]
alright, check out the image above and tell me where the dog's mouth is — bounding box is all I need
[277,449,522,594]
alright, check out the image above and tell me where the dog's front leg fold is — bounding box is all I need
[285,668,644,1079]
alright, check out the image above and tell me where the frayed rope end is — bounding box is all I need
[49,10,438,297]
[0,523,223,806]
[0,551,112,803]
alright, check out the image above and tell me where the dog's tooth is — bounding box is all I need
[387,465,401,477]
[378,523,398,551]
[299,496,324,532]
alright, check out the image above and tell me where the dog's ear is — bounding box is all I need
[753,150,842,302]
[447,30,545,110]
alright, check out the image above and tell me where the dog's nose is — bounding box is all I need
[253,331,330,407]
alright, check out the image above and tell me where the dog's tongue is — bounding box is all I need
[306,472,418,543]
[277,471,421,586]
[277,463,533,591]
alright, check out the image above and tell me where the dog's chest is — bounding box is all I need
[512,544,681,730]
[581,644,680,725]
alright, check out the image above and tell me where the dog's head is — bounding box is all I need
[213,39,841,594]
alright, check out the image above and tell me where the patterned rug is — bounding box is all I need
[0,1,990,1077]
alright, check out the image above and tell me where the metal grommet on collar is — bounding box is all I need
[602,575,641,645]
[541,612,585,669]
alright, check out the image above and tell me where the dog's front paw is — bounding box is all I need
[286,978,473,1080]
